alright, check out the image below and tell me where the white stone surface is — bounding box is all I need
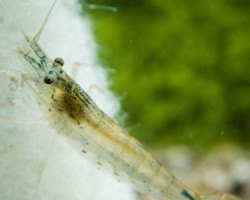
[0,0,136,200]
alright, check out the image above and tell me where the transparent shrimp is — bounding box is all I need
[5,1,242,200]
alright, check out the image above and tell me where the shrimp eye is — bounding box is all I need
[44,75,54,84]
[54,57,64,67]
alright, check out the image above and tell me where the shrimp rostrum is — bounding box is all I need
[14,1,241,200]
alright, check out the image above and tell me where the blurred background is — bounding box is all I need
[81,0,250,149]
[80,0,249,199]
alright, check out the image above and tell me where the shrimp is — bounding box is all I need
[3,0,242,200]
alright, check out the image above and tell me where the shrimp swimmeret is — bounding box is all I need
[3,1,241,200]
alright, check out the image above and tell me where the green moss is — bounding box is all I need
[81,0,250,149]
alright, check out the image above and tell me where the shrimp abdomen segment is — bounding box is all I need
[82,113,200,200]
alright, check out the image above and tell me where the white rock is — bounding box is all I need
[0,1,136,200]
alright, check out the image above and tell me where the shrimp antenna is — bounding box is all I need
[33,0,58,42]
